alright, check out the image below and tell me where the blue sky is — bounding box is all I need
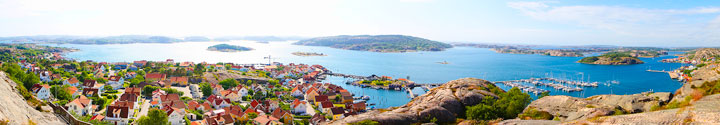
[0,0,719,47]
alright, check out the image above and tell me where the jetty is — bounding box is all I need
[324,73,372,80]
[646,69,671,73]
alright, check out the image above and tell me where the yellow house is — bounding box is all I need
[328,107,345,120]
[271,109,293,124]
[170,77,188,86]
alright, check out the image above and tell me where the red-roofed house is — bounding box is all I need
[291,99,307,114]
[145,73,167,82]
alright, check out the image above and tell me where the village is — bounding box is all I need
[3,45,371,125]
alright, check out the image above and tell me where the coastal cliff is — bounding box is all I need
[0,72,66,124]
[332,78,505,124]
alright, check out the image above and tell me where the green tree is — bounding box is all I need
[247,112,258,119]
[199,83,212,97]
[161,88,184,96]
[465,87,532,121]
[50,85,72,101]
[142,85,161,97]
[136,109,170,125]
[539,91,550,99]
[219,79,238,89]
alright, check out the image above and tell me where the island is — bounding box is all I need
[491,48,585,57]
[578,52,644,65]
[206,44,253,52]
[291,52,327,56]
[293,35,452,53]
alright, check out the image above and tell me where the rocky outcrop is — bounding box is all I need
[579,56,644,65]
[523,92,671,122]
[690,48,720,61]
[568,94,720,124]
[672,63,720,103]
[331,78,500,124]
[0,72,66,124]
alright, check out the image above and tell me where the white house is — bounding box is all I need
[164,107,186,125]
[39,71,52,82]
[238,87,248,97]
[105,106,130,125]
[221,90,242,102]
[291,99,307,114]
[31,84,51,100]
[107,75,124,90]
[290,87,304,97]
[66,95,94,116]
[64,77,80,87]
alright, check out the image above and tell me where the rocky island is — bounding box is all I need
[291,52,326,56]
[293,35,452,53]
[578,52,644,65]
[206,44,253,52]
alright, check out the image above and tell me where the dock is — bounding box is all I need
[646,69,671,73]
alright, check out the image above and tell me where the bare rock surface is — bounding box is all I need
[331,78,500,124]
[525,92,671,122]
[568,94,720,124]
[0,72,66,124]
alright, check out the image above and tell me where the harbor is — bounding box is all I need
[494,77,606,94]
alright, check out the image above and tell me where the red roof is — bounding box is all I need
[145,73,166,79]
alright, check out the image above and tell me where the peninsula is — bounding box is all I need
[293,35,452,53]
[206,44,253,52]
[578,52,644,65]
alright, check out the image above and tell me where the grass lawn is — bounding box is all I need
[333,104,345,108]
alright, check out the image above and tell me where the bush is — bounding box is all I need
[350,120,379,125]
[466,87,532,121]
[517,107,553,120]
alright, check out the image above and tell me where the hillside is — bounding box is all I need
[687,48,720,61]
[579,52,644,65]
[293,35,452,52]
[0,72,66,124]
[207,44,253,52]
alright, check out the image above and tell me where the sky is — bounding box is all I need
[1,0,719,47]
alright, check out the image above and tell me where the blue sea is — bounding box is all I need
[45,41,687,108]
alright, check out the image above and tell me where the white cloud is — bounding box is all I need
[507,1,720,46]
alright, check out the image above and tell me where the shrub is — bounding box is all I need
[350,120,379,125]
[517,107,553,120]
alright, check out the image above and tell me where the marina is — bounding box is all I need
[495,77,606,94]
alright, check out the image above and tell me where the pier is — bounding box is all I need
[646,69,671,73]
[324,73,372,80]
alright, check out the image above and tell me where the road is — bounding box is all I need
[304,101,316,115]
[136,99,150,119]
